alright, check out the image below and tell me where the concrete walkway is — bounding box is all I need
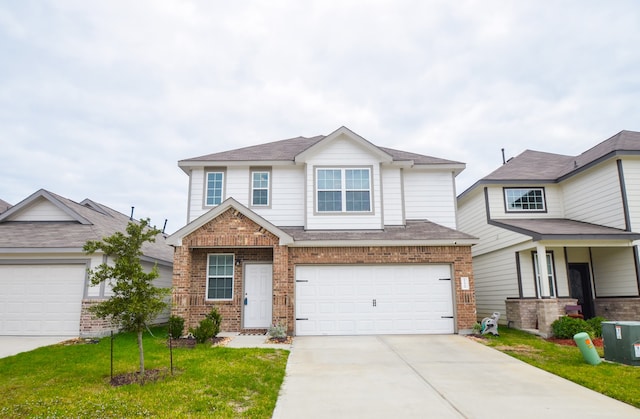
[272,335,639,419]
[0,336,69,358]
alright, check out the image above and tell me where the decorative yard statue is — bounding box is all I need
[481,312,500,336]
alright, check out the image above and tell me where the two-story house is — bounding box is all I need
[458,130,640,336]
[167,126,477,336]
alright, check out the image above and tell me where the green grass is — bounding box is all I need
[478,328,640,408]
[0,327,289,418]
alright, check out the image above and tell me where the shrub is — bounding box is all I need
[551,316,594,339]
[268,323,287,339]
[205,307,222,338]
[189,318,216,343]
[168,315,185,339]
[586,316,606,338]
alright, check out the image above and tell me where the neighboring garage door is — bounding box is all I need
[0,264,86,336]
[295,264,454,336]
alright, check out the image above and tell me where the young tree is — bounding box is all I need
[84,218,170,377]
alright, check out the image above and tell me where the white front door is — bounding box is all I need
[244,264,273,328]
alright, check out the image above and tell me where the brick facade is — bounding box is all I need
[506,298,578,337]
[594,297,640,320]
[79,300,118,337]
[172,208,478,335]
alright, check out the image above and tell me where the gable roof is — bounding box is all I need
[0,199,11,214]
[460,130,640,196]
[166,197,294,246]
[178,126,464,173]
[0,189,173,263]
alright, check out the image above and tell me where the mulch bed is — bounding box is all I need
[546,337,603,347]
[110,368,171,387]
[266,336,293,344]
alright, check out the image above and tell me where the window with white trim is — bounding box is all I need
[504,187,546,212]
[206,254,234,300]
[205,171,224,206]
[316,168,371,212]
[534,252,556,297]
[251,171,270,206]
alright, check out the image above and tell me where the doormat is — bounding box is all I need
[239,329,267,336]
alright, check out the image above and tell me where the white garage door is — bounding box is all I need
[295,264,454,336]
[0,264,86,336]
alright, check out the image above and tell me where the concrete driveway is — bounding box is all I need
[273,335,639,419]
[0,336,69,358]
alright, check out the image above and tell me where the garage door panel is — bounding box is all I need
[0,264,85,336]
[296,265,454,336]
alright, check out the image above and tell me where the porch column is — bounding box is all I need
[536,243,551,297]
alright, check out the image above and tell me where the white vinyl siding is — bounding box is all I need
[591,247,638,296]
[621,158,640,231]
[457,188,530,256]
[403,170,457,229]
[562,162,625,229]
[381,167,404,225]
[6,198,76,222]
[468,250,520,319]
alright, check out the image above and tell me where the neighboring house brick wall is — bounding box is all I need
[79,300,117,337]
[595,297,640,320]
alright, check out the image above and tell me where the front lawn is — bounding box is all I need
[0,327,289,418]
[475,328,640,408]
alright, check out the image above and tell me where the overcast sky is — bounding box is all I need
[1,1,639,233]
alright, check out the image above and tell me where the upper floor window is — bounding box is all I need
[206,171,224,206]
[251,170,270,206]
[317,168,371,213]
[504,187,546,212]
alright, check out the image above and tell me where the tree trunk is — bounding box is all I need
[137,329,145,380]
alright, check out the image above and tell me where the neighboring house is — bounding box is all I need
[458,130,640,336]
[0,189,173,337]
[0,199,11,214]
[168,126,478,336]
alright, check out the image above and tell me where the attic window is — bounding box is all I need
[316,168,371,213]
[504,188,546,212]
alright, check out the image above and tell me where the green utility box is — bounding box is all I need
[602,321,640,366]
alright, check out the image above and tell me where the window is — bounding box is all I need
[504,188,545,212]
[251,171,270,206]
[534,252,556,297]
[206,254,234,300]
[205,171,224,206]
[317,168,371,212]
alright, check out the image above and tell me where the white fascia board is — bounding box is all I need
[289,239,478,247]
[178,160,296,174]
[0,247,87,253]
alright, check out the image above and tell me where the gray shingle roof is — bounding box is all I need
[481,130,640,183]
[490,218,640,241]
[281,220,476,243]
[180,134,462,166]
[0,190,173,263]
